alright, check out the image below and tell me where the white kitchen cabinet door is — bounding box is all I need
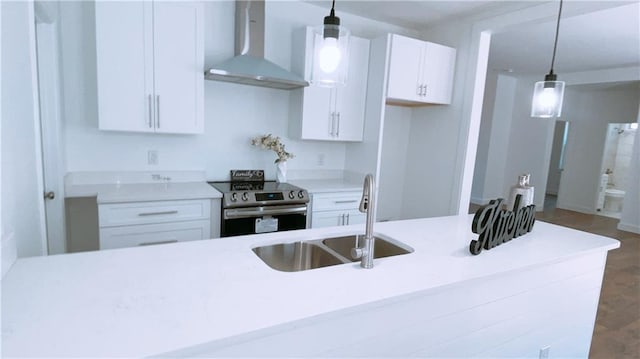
[99,220,210,250]
[311,211,347,228]
[386,34,423,104]
[299,85,334,141]
[152,2,204,134]
[386,34,456,105]
[344,209,366,226]
[334,36,370,141]
[311,210,365,228]
[290,27,369,142]
[422,42,456,105]
[95,2,154,133]
[95,1,203,134]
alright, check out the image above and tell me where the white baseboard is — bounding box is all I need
[556,202,595,215]
[618,222,640,234]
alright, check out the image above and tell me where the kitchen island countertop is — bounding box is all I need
[1,215,619,357]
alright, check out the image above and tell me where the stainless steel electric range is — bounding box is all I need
[208,170,309,237]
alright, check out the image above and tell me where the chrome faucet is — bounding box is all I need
[351,174,376,269]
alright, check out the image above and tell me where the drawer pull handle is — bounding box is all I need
[334,200,358,204]
[138,239,178,246]
[138,210,179,217]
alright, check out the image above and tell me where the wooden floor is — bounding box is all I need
[470,197,640,358]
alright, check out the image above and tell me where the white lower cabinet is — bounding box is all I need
[310,191,365,229]
[99,220,210,250]
[98,199,211,250]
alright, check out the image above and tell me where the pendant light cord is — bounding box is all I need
[330,0,336,17]
[549,0,563,74]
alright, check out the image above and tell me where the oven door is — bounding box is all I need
[221,204,308,237]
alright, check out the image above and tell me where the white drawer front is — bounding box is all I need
[99,220,210,250]
[312,192,362,211]
[99,199,210,227]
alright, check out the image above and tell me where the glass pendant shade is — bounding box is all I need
[311,20,350,86]
[531,74,565,118]
[531,0,565,118]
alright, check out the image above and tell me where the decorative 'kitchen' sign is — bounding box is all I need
[469,195,536,255]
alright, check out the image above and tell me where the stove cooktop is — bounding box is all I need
[208,181,309,208]
[209,181,302,193]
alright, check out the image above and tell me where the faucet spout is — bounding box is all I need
[352,174,376,269]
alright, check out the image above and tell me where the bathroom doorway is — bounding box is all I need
[545,120,570,211]
[597,122,638,219]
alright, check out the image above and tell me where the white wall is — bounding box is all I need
[58,1,414,181]
[501,75,556,209]
[377,105,411,221]
[470,71,497,204]
[611,125,637,193]
[619,107,640,233]
[471,72,517,204]
[1,1,47,257]
[546,121,568,195]
[557,86,639,213]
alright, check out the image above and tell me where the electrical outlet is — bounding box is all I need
[148,150,158,165]
[317,153,325,166]
[539,346,550,359]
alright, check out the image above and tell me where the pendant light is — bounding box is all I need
[311,0,350,87]
[531,0,565,118]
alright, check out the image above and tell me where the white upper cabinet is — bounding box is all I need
[95,2,204,134]
[386,34,456,105]
[290,27,370,142]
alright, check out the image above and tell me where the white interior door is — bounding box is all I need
[35,7,65,254]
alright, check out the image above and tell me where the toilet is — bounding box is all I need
[604,188,625,212]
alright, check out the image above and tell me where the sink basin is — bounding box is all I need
[253,234,413,271]
[252,242,345,272]
[322,235,413,261]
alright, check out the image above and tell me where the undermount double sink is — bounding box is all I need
[252,234,414,272]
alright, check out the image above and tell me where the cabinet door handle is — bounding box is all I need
[334,200,358,204]
[336,112,340,137]
[416,84,422,96]
[423,84,427,96]
[156,95,160,128]
[346,213,350,225]
[340,213,346,226]
[138,210,178,217]
[138,239,178,246]
[328,112,334,136]
[148,95,153,128]
[332,112,338,137]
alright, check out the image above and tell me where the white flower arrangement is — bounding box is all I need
[251,134,295,163]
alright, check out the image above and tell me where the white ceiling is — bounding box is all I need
[306,1,502,29]
[489,2,640,75]
[306,1,640,75]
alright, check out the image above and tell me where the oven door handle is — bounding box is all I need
[224,205,308,219]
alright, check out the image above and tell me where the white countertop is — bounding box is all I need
[65,181,222,203]
[289,178,362,193]
[1,215,619,357]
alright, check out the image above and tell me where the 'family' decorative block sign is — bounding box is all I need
[469,195,536,255]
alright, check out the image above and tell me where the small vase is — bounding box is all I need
[276,161,287,183]
[507,174,534,211]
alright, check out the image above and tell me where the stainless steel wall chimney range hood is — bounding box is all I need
[205,0,309,90]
